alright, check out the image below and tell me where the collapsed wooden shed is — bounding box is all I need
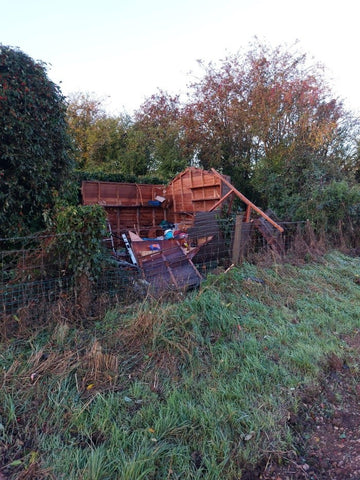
[82,167,284,291]
[81,168,231,236]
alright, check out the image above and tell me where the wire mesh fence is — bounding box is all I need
[1,219,305,319]
[0,233,138,319]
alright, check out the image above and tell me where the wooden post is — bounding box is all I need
[232,214,243,265]
[245,204,251,223]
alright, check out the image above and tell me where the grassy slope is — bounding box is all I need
[1,251,360,479]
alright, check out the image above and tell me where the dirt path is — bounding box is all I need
[259,334,360,480]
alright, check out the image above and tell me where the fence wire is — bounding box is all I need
[1,220,304,318]
[0,233,137,318]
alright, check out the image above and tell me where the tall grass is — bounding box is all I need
[1,251,360,478]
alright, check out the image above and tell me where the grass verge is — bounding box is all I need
[1,251,360,479]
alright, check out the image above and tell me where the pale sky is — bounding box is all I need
[2,0,359,115]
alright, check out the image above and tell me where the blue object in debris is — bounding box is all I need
[149,243,161,251]
[164,229,174,239]
[148,200,161,207]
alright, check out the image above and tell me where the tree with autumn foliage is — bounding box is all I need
[67,93,151,175]
[67,92,182,179]
[0,45,73,237]
[66,92,106,169]
[182,41,360,226]
[134,90,190,179]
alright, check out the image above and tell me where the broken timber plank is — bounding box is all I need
[130,239,202,292]
[253,218,285,255]
[210,168,284,233]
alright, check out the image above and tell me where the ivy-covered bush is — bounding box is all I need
[0,45,73,238]
[75,169,165,185]
[54,204,107,280]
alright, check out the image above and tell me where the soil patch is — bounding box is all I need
[258,331,360,479]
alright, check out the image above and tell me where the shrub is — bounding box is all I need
[0,45,73,237]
